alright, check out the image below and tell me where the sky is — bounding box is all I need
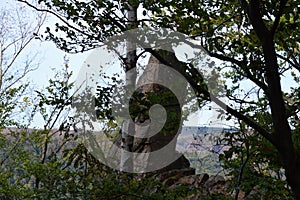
[0,0,241,129]
[3,0,297,130]
[0,0,89,86]
[25,40,91,128]
[0,0,90,127]
[8,1,222,129]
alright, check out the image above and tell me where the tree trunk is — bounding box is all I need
[260,29,300,200]
[246,2,300,197]
[120,1,137,172]
[0,43,2,89]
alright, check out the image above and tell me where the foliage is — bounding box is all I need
[220,124,294,199]
[0,62,200,199]
[16,0,300,198]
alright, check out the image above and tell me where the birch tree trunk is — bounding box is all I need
[0,43,2,90]
[120,1,138,172]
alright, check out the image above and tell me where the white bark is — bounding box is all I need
[0,43,2,90]
[120,1,138,172]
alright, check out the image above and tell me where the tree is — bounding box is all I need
[120,0,138,172]
[1,59,195,199]
[0,63,75,198]
[0,1,45,127]
[0,2,197,198]
[148,1,300,198]
[0,3,46,192]
[19,0,300,198]
[220,122,294,199]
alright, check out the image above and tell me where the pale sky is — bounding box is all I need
[3,4,234,129]
[4,0,297,129]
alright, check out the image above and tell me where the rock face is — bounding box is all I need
[110,53,254,199]
[116,52,192,173]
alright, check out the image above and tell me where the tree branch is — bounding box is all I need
[276,53,300,73]
[271,0,288,36]
[143,48,275,146]
[205,51,270,97]
[17,0,98,41]
[241,0,270,43]
[211,95,275,145]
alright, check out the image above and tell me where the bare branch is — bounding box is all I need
[17,0,96,39]
[211,95,275,145]
[202,50,270,97]
[0,3,46,91]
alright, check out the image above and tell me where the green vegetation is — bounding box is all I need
[1,0,299,199]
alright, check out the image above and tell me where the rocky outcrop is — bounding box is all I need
[153,170,228,199]
[114,52,191,172]
[133,53,185,161]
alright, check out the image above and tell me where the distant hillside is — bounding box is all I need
[1,126,237,175]
[177,126,237,174]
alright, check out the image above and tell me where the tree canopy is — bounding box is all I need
[17,0,300,198]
